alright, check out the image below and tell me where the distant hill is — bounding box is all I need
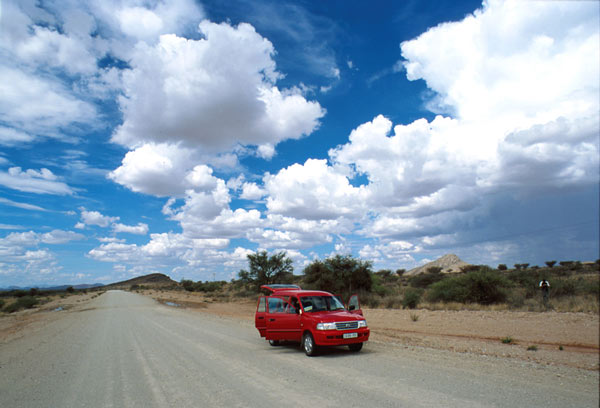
[405,254,471,276]
[104,273,177,289]
[0,283,104,292]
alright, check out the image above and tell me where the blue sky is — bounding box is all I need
[0,0,598,287]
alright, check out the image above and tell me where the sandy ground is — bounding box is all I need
[1,289,598,371]
[3,291,598,408]
[0,292,99,343]
[143,290,600,371]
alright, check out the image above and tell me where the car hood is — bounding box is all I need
[308,310,364,322]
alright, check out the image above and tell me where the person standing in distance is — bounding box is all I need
[539,279,550,306]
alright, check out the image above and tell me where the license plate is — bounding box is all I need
[343,332,358,339]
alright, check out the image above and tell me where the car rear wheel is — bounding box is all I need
[303,332,318,356]
[348,342,363,352]
[269,340,280,346]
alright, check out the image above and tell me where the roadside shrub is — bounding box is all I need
[0,299,4,309]
[580,280,600,299]
[66,286,75,293]
[501,336,513,344]
[409,270,445,288]
[4,296,39,313]
[549,279,577,298]
[426,278,470,303]
[180,279,194,291]
[384,295,403,309]
[402,288,423,309]
[360,292,381,308]
[507,289,526,309]
[427,269,511,305]
[507,269,541,298]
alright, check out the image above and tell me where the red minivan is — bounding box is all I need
[255,284,369,356]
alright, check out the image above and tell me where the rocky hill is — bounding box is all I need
[405,254,470,276]
[104,273,177,289]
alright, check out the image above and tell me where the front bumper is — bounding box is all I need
[312,328,370,346]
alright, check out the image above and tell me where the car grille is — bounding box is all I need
[335,321,359,330]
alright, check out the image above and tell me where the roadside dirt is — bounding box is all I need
[0,292,100,344]
[144,290,600,371]
[2,289,598,371]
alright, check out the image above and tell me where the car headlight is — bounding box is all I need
[357,320,367,328]
[316,322,337,330]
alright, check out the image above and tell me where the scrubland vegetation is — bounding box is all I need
[0,287,104,314]
[166,251,599,314]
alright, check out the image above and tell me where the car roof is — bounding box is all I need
[260,285,333,297]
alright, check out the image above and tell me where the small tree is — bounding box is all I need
[238,251,294,290]
[498,264,507,271]
[180,279,194,291]
[521,263,529,270]
[303,255,372,296]
[396,269,406,277]
[545,261,556,268]
[66,286,75,293]
[402,288,422,309]
[514,264,522,270]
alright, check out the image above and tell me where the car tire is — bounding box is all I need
[303,332,318,356]
[348,342,363,352]
[269,340,280,346]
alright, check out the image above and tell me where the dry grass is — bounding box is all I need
[395,295,599,314]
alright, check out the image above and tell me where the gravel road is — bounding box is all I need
[1,290,597,407]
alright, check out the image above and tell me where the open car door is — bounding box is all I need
[347,294,363,316]
[255,296,267,337]
[265,296,302,342]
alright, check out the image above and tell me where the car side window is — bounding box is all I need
[268,297,286,314]
[257,297,266,312]
[288,297,299,314]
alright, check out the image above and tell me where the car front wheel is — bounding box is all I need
[303,332,318,356]
[348,342,363,352]
[269,340,280,346]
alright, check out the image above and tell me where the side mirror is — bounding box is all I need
[349,305,355,311]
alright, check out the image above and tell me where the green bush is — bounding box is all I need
[360,293,381,308]
[402,288,423,309]
[507,289,526,309]
[427,269,511,305]
[580,280,600,299]
[180,279,194,291]
[426,278,470,303]
[546,278,579,298]
[507,269,541,298]
[409,270,445,288]
[384,295,403,309]
[4,296,39,313]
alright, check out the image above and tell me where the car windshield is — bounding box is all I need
[300,296,345,312]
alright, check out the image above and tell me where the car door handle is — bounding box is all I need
[257,316,264,319]
[269,318,276,322]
